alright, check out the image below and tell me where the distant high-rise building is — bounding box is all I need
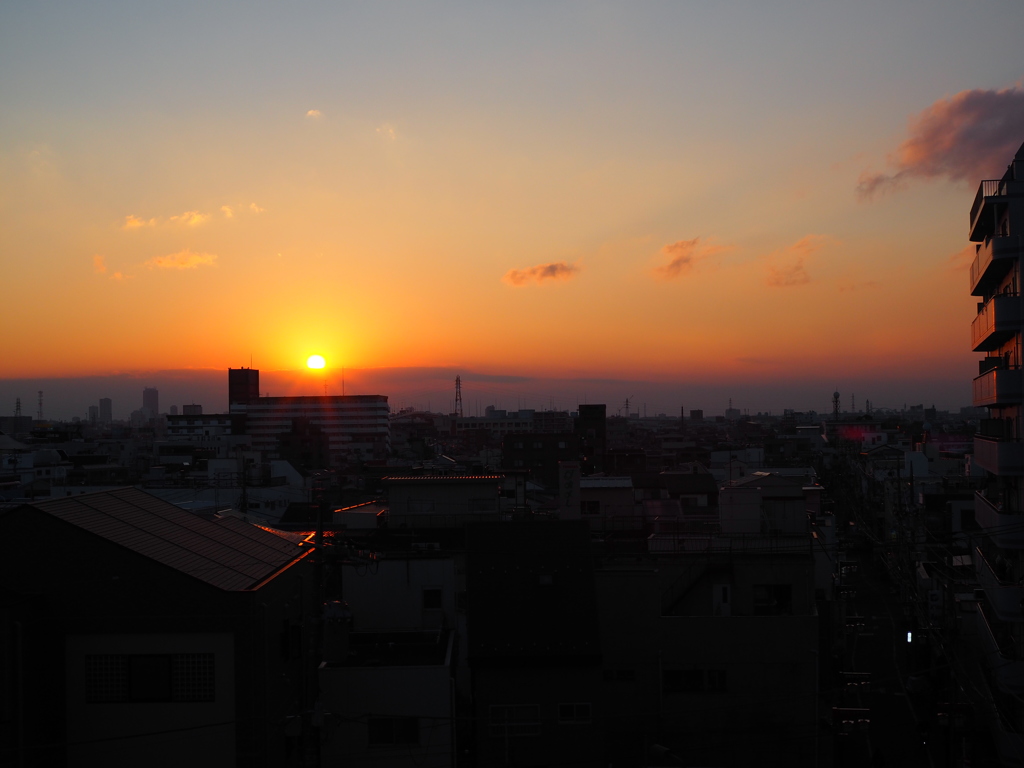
[88,405,99,424]
[99,398,112,423]
[142,387,159,419]
[575,404,607,473]
[690,409,704,422]
[169,405,179,415]
[228,368,260,411]
[183,404,203,415]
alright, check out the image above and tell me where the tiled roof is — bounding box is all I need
[30,487,307,591]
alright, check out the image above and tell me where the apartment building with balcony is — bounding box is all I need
[967,140,1024,766]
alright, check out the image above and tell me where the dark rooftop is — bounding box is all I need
[26,487,309,591]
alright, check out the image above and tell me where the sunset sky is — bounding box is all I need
[3,2,1024,418]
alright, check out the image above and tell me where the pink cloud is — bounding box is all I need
[92,254,107,274]
[858,85,1024,199]
[503,261,581,287]
[765,235,833,288]
[651,237,727,281]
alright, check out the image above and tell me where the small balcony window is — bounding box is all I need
[558,702,591,724]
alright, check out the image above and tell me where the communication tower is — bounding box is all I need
[37,391,43,420]
[454,376,463,418]
[14,397,21,417]
[832,390,840,422]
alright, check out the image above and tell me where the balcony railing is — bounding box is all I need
[974,436,1024,476]
[972,293,1020,352]
[975,546,1024,622]
[974,491,1024,548]
[970,236,1020,296]
[974,368,1023,408]
[971,180,1007,232]
[976,599,1024,697]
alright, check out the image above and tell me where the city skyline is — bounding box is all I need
[3,2,1023,410]
[0,365,977,423]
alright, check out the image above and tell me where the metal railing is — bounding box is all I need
[971,179,1007,232]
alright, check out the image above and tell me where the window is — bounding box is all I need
[663,669,704,694]
[753,584,793,616]
[663,669,725,694]
[580,500,600,516]
[368,717,419,746]
[85,653,215,703]
[489,705,541,736]
[558,703,591,724]
[422,588,443,610]
[603,668,636,682]
[707,670,727,692]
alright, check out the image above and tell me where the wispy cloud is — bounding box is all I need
[145,249,217,270]
[651,237,727,281]
[169,210,209,226]
[765,235,832,288]
[858,85,1024,199]
[249,202,264,214]
[122,214,156,230]
[93,254,131,280]
[503,261,581,287]
[376,123,397,140]
[221,205,234,218]
[947,244,976,271]
[306,109,322,118]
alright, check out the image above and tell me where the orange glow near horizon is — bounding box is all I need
[2,4,1013,414]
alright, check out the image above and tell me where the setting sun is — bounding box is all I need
[306,355,326,369]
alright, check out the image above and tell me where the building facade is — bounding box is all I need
[244,395,390,463]
[967,140,1024,764]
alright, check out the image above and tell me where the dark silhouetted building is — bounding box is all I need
[0,487,316,767]
[966,139,1024,765]
[142,387,159,419]
[228,367,260,410]
[575,404,607,474]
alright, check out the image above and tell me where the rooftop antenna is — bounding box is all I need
[454,376,463,418]
[832,389,840,422]
[15,397,21,417]
[37,391,43,420]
